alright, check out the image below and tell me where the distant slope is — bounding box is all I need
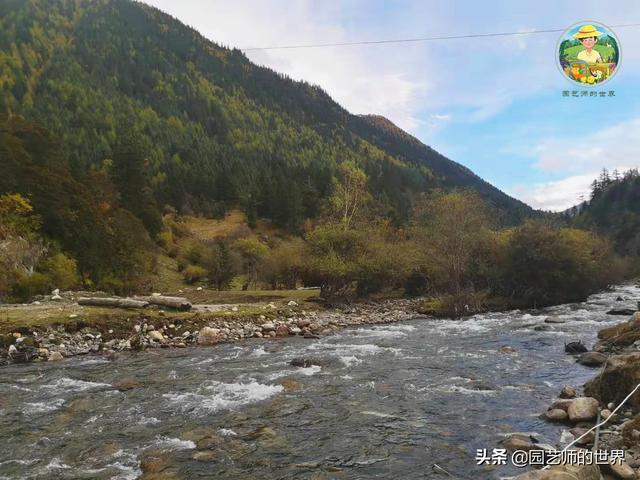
[0,0,532,228]
[353,114,532,223]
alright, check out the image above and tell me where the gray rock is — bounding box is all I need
[545,409,568,422]
[577,351,608,367]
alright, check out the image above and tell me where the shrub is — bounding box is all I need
[40,253,79,291]
[182,264,207,284]
[499,221,622,306]
[10,272,49,302]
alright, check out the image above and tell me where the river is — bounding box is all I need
[0,285,638,479]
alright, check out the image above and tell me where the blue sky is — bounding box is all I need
[144,0,640,210]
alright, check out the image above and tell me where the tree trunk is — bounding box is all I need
[78,297,149,308]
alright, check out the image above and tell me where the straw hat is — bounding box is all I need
[573,24,603,39]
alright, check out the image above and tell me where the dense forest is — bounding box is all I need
[0,0,633,312]
[0,0,530,227]
[572,169,640,261]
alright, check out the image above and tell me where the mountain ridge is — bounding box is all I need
[0,0,532,226]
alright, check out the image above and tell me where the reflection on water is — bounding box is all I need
[0,285,638,479]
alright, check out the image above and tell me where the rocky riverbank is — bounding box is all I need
[511,310,640,479]
[0,294,422,366]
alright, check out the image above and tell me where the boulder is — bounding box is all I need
[567,397,599,422]
[585,352,640,411]
[565,341,588,354]
[551,399,575,412]
[197,327,222,346]
[577,351,607,367]
[598,315,640,347]
[513,463,600,479]
[603,460,637,479]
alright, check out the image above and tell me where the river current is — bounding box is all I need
[1,285,638,479]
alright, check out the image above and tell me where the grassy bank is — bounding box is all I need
[0,288,320,337]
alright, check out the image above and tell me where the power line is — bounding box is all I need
[241,23,640,52]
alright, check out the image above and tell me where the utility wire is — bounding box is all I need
[241,23,640,51]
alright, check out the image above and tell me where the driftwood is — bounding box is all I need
[135,296,192,311]
[78,297,149,309]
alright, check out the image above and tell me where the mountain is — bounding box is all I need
[0,0,532,230]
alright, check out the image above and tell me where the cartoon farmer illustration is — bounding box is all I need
[574,24,603,64]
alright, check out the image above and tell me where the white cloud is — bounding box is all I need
[143,0,429,131]
[534,117,640,173]
[513,116,640,210]
[509,173,597,211]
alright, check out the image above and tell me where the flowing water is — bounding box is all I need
[1,285,639,480]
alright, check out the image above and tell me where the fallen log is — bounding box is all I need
[135,296,192,311]
[78,297,149,309]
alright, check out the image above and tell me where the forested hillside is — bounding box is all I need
[0,0,530,229]
[573,169,640,259]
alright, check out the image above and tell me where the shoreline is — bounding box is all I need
[0,295,424,366]
[512,309,640,479]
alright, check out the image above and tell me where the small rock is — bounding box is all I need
[600,408,614,420]
[498,346,516,353]
[192,450,218,462]
[297,318,311,328]
[148,331,164,342]
[545,316,566,324]
[275,324,289,337]
[198,327,221,346]
[280,379,304,391]
[545,409,568,422]
[112,378,141,391]
[559,386,577,399]
[48,351,64,362]
[569,427,595,445]
[501,433,535,451]
[287,301,298,307]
